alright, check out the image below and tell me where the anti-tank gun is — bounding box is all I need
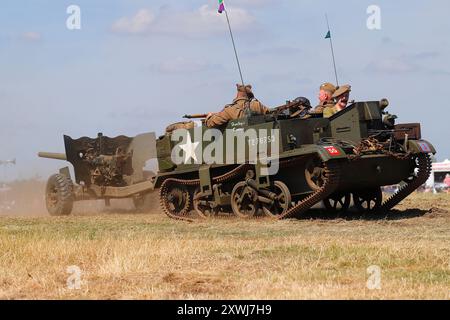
[38,132,157,216]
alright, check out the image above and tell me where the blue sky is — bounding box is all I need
[0,0,449,180]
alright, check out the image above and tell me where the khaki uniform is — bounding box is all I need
[323,105,340,118]
[313,100,335,114]
[324,84,352,118]
[205,98,269,128]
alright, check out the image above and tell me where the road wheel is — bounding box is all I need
[323,192,351,213]
[261,181,292,218]
[353,188,382,213]
[231,181,258,218]
[45,174,74,216]
[192,188,219,218]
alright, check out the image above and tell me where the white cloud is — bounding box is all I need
[21,32,41,42]
[177,5,256,35]
[111,5,257,37]
[111,9,155,34]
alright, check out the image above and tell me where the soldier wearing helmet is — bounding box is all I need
[313,82,337,114]
[205,84,269,128]
[323,84,352,118]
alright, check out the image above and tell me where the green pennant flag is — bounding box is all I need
[325,30,331,39]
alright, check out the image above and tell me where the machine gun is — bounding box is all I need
[272,97,312,119]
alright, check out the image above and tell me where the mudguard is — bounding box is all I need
[280,144,348,162]
[315,145,348,162]
[408,140,436,154]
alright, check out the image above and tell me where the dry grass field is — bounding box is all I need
[0,186,449,300]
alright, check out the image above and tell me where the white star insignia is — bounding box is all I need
[179,133,200,164]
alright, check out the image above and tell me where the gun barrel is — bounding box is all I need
[38,152,67,161]
[183,114,208,119]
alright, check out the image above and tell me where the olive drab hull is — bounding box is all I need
[156,99,435,220]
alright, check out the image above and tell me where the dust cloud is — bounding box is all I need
[0,178,161,217]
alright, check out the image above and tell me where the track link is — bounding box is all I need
[159,164,250,221]
[380,153,432,212]
[159,183,194,222]
[277,161,341,220]
[159,154,428,221]
[159,160,342,221]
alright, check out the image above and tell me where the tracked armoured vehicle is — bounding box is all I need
[39,99,435,220]
[154,98,435,221]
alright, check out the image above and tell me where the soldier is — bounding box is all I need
[323,84,352,118]
[205,84,269,128]
[313,82,336,113]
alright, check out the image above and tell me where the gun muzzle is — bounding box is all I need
[38,152,67,161]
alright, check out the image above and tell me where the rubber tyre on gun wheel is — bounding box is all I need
[45,174,74,216]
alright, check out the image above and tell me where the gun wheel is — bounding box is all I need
[231,181,258,218]
[262,181,292,218]
[45,174,74,216]
[353,188,382,213]
[323,192,351,213]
